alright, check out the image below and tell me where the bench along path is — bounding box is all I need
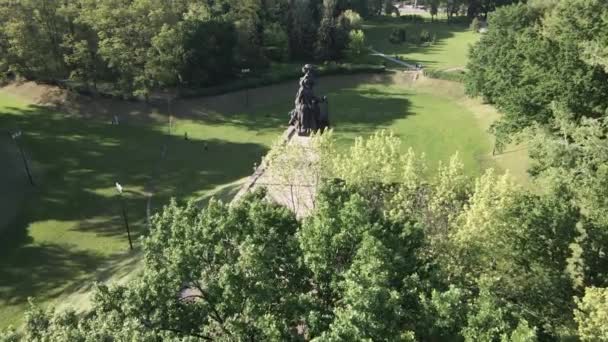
[232,126,319,218]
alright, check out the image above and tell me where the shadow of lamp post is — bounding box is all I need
[10,130,35,186]
[115,182,134,250]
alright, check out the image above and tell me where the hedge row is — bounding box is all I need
[58,63,386,101]
[179,63,386,98]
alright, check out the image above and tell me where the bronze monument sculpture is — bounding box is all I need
[289,64,329,135]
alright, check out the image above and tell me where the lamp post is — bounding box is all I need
[241,68,251,108]
[10,130,34,186]
[115,182,133,250]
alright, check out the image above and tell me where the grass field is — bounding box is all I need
[0,17,521,328]
[0,71,519,328]
[363,17,479,70]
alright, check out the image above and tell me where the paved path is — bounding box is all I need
[370,48,418,69]
[232,126,319,218]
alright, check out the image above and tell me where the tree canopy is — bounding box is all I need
[3,131,606,341]
[0,0,388,97]
[465,0,608,149]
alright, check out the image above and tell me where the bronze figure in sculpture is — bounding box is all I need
[289,64,329,135]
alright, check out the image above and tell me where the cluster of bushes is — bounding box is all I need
[399,14,425,22]
[389,28,436,45]
[469,17,484,32]
[179,63,386,98]
[389,28,408,44]
[60,63,385,101]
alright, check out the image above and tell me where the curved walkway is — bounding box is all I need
[370,48,418,69]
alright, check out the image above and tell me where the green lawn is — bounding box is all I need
[364,17,479,70]
[0,92,280,328]
[0,69,504,328]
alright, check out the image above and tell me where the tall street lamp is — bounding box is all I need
[115,182,133,250]
[10,130,34,186]
[241,68,251,108]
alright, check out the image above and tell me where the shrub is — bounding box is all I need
[389,28,406,45]
[180,63,386,98]
[341,9,362,29]
[263,23,289,62]
[470,17,482,32]
[400,14,424,22]
[420,29,431,43]
[399,28,406,43]
[389,29,400,44]
[348,29,366,56]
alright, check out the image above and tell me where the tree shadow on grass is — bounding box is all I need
[364,19,472,68]
[329,87,413,137]
[0,242,102,306]
[174,73,412,134]
[0,103,268,314]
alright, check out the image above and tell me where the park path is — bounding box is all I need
[370,48,418,69]
[232,126,318,218]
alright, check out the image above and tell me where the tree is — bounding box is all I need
[341,9,363,28]
[525,112,608,289]
[4,131,607,341]
[180,19,238,87]
[288,0,318,60]
[574,287,608,341]
[311,1,354,61]
[543,0,608,73]
[321,234,417,341]
[450,169,580,336]
[0,0,68,80]
[348,29,366,56]
[470,17,481,32]
[263,22,290,62]
[466,1,608,150]
[429,0,439,21]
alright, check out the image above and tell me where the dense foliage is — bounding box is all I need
[466,0,608,149]
[0,0,389,97]
[3,131,606,341]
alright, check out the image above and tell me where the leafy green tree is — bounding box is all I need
[420,285,470,338]
[349,0,370,18]
[526,112,608,289]
[288,0,318,60]
[180,19,238,87]
[9,191,307,341]
[341,9,363,28]
[315,0,343,60]
[466,2,608,149]
[263,22,290,62]
[451,169,580,336]
[470,17,481,31]
[348,29,366,56]
[321,234,416,341]
[574,287,608,341]
[145,24,186,89]
[0,0,68,80]
[429,0,439,21]
[543,0,608,73]
[4,131,606,341]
